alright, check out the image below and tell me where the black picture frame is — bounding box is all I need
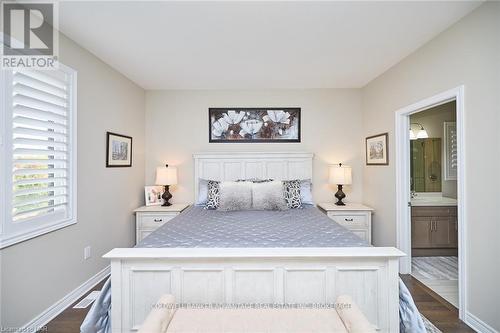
[208,107,301,143]
[106,131,133,167]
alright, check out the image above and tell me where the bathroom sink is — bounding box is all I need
[411,194,457,206]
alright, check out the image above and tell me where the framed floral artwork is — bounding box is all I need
[209,108,301,142]
[366,132,389,165]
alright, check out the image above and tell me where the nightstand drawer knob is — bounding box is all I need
[344,218,354,222]
[153,218,163,223]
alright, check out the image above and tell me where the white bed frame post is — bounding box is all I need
[110,260,123,333]
[388,256,400,330]
[105,152,405,333]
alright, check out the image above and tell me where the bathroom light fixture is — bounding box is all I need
[410,123,428,140]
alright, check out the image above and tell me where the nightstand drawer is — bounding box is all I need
[328,213,367,227]
[350,229,369,241]
[318,203,373,245]
[138,229,154,241]
[134,204,190,245]
[139,213,178,228]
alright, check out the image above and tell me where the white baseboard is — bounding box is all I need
[21,265,110,331]
[465,312,498,333]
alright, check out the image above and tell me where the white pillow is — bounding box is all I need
[336,295,377,333]
[300,179,314,205]
[218,181,252,211]
[137,294,176,333]
[252,181,288,210]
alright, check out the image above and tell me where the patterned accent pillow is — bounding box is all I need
[283,180,302,209]
[236,178,274,183]
[204,180,220,210]
[252,178,274,183]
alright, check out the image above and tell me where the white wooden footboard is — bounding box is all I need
[104,247,404,333]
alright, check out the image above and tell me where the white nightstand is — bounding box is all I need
[317,203,374,244]
[133,204,189,244]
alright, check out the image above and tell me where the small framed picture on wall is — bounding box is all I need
[106,132,132,167]
[366,133,389,165]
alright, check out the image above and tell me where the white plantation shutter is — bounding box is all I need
[1,65,77,248]
[444,122,457,181]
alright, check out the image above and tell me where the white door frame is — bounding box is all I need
[395,86,466,319]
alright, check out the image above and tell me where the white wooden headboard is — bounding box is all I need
[193,152,313,200]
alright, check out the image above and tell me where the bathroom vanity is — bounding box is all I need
[411,195,458,257]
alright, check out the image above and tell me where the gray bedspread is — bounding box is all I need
[81,205,425,333]
[138,205,368,248]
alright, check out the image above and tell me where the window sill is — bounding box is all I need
[0,219,77,249]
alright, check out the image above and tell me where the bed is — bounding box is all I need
[97,152,413,333]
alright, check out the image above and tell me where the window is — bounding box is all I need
[444,121,457,181]
[0,65,77,248]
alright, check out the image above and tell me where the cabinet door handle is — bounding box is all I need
[153,218,163,223]
[344,218,354,222]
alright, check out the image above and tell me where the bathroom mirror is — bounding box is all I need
[410,138,442,192]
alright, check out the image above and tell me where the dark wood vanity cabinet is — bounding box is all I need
[412,217,432,248]
[411,206,458,256]
[449,217,458,247]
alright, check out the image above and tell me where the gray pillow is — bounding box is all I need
[252,181,288,210]
[218,181,252,211]
[196,179,209,205]
[300,179,314,205]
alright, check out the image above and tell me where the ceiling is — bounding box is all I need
[59,1,481,90]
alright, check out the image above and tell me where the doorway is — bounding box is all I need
[410,101,458,308]
[395,86,466,319]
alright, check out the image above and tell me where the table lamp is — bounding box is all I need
[155,164,178,206]
[329,163,352,206]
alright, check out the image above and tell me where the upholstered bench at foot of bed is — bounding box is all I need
[137,294,376,333]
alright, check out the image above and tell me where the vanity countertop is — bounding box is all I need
[411,193,457,207]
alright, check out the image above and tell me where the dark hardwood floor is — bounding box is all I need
[401,274,475,333]
[38,279,106,333]
[40,275,473,332]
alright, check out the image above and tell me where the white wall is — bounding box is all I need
[410,101,457,197]
[145,89,364,204]
[0,33,145,327]
[361,2,499,330]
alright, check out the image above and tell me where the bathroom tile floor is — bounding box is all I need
[411,256,458,307]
